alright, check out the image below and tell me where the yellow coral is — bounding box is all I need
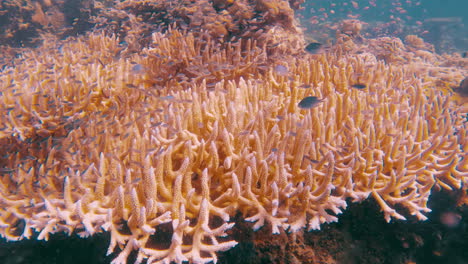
[1,1,468,263]
[0,27,466,263]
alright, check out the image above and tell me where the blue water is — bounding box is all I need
[301,0,468,22]
[299,0,467,53]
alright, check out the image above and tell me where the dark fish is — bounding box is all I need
[97,58,105,67]
[462,52,467,58]
[299,84,312,89]
[298,96,322,109]
[454,77,468,96]
[132,178,142,184]
[305,42,323,54]
[22,156,37,161]
[351,83,367,89]
[303,155,319,164]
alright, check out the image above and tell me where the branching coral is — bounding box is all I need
[96,0,305,57]
[1,26,467,263]
[0,1,467,264]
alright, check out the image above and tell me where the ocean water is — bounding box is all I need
[301,0,468,21]
[299,0,468,53]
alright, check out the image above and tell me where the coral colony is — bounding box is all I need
[0,0,467,264]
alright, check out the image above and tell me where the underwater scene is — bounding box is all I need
[0,0,467,263]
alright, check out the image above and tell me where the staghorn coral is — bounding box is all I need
[95,0,305,57]
[0,1,468,264]
[331,20,468,96]
[404,35,434,52]
[0,26,467,263]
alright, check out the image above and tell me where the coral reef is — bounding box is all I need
[0,1,467,264]
[0,0,93,47]
[97,0,306,56]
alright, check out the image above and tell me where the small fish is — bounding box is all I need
[299,84,312,89]
[159,95,175,101]
[453,77,468,96]
[305,42,323,54]
[303,155,319,164]
[131,64,144,73]
[238,130,250,136]
[97,59,105,67]
[0,168,14,174]
[22,156,37,161]
[462,52,467,58]
[274,65,288,76]
[132,178,142,184]
[351,83,367,89]
[440,211,462,228]
[151,122,162,128]
[298,96,322,109]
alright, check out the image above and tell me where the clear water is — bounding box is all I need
[299,0,468,53]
